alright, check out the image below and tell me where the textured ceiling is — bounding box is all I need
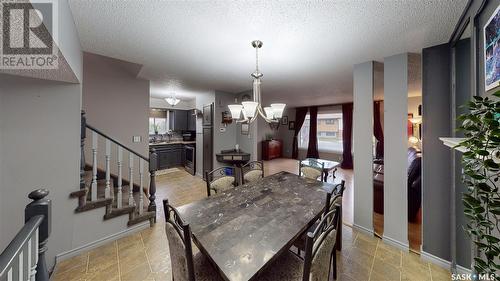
[69,0,467,107]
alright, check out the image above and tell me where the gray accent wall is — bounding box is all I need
[422,43,452,262]
[454,38,472,268]
[213,91,238,169]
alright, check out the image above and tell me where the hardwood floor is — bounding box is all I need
[51,161,440,281]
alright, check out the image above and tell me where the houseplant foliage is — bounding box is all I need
[458,91,500,276]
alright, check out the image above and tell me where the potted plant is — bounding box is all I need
[457,91,500,277]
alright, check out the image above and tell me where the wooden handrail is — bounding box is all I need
[86,123,149,161]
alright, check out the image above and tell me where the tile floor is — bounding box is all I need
[52,159,449,281]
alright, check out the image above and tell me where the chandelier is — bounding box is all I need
[165,94,180,106]
[228,40,285,124]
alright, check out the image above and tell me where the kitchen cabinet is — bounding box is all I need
[155,144,184,169]
[168,110,189,131]
[187,111,196,131]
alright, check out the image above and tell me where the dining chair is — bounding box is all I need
[205,166,236,196]
[162,199,224,281]
[241,160,264,184]
[293,180,346,254]
[299,159,325,182]
[328,180,346,251]
[254,208,340,281]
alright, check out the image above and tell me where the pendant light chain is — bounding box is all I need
[255,46,259,73]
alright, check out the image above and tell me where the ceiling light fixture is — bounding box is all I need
[165,94,180,106]
[228,40,285,124]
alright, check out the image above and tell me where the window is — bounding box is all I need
[149,117,168,135]
[299,107,343,153]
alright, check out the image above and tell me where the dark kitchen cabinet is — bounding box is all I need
[187,111,196,131]
[154,144,184,169]
[168,110,189,131]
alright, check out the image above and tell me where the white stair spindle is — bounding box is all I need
[128,153,135,206]
[139,159,144,215]
[105,140,111,198]
[18,251,23,281]
[29,235,36,281]
[117,147,123,208]
[91,131,98,201]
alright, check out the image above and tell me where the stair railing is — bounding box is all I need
[79,111,157,218]
[0,189,51,281]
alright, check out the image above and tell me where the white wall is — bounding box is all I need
[383,53,411,249]
[0,76,76,267]
[82,52,150,185]
[353,61,376,234]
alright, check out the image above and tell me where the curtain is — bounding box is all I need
[341,103,353,169]
[307,106,319,158]
[373,101,384,159]
[292,107,309,159]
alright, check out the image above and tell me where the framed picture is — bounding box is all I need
[288,121,295,130]
[281,116,289,125]
[241,123,249,135]
[484,5,500,91]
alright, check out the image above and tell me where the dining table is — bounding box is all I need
[301,158,340,182]
[177,171,336,281]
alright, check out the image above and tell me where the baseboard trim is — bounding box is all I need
[421,251,451,270]
[456,264,472,275]
[352,223,374,236]
[382,235,409,252]
[55,221,149,263]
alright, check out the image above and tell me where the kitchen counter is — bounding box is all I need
[149,141,196,146]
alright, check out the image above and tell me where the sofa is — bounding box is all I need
[373,147,422,222]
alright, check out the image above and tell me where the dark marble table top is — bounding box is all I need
[177,171,335,281]
[302,158,340,171]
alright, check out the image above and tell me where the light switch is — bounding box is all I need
[133,136,142,143]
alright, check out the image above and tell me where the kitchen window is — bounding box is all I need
[149,117,168,135]
[299,107,343,153]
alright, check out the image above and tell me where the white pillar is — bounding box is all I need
[352,61,376,234]
[383,53,412,250]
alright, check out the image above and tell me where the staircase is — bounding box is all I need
[69,111,158,227]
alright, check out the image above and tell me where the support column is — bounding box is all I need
[383,53,412,250]
[352,61,376,234]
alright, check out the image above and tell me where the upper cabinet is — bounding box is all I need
[151,108,196,132]
[187,111,196,131]
[169,109,190,131]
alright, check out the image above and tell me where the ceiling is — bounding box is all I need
[69,0,467,107]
